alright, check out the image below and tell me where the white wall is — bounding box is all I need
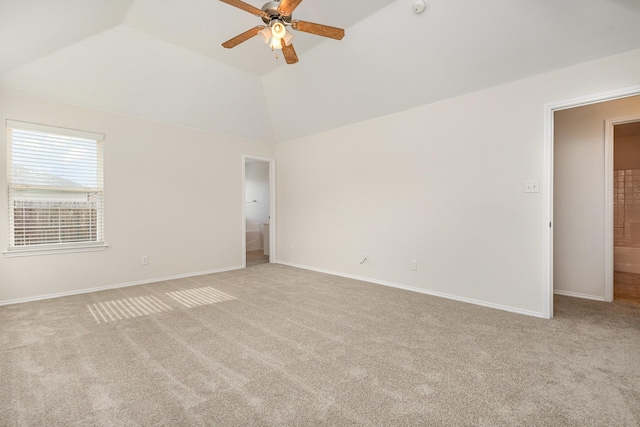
[276,49,640,317]
[0,90,275,304]
[554,96,640,300]
[244,161,270,226]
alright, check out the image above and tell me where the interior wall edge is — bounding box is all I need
[0,87,275,146]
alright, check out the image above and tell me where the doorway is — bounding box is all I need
[610,119,640,304]
[545,88,640,318]
[242,156,275,268]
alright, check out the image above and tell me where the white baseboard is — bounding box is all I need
[277,260,546,318]
[0,265,245,307]
[553,289,606,301]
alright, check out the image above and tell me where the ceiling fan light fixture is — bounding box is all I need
[258,26,272,43]
[270,20,287,39]
[282,29,294,45]
[219,0,344,64]
[266,19,291,50]
[270,37,283,50]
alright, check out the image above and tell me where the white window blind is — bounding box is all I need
[6,120,104,252]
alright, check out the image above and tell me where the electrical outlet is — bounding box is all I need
[142,256,149,265]
[410,260,417,271]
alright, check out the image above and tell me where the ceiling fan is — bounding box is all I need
[220,0,345,64]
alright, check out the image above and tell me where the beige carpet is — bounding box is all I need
[1,264,639,425]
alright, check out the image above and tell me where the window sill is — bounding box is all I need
[3,244,108,258]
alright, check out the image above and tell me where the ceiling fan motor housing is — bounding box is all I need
[261,1,292,24]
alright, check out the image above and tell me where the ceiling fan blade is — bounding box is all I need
[281,41,299,64]
[219,0,267,18]
[278,0,303,16]
[222,26,265,48]
[291,20,345,40]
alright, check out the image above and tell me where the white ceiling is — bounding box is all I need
[1,0,640,142]
[0,0,134,73]
[124,0,395,76]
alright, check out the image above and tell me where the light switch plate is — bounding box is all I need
[524,180,540,193]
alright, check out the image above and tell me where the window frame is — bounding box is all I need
[4,120,107,257]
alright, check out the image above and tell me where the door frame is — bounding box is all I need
[543,85,640,318]
[242,155,276,267]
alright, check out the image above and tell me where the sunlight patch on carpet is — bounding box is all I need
[88,295,172,324]
[165,286,236,308]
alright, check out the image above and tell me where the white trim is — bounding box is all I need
[553,290,606,302]
[269,158,276,261]
[3,243,108,257]
[542,98,554,319]
[241,159,247,267]
[605,118,614,303]
[0,265,244,307]
[543,85,640,318]
[6,119,104,141]
[242,155,276,266]
[546,86,640,113]
[604,114,640,301]
[278,261,545,318]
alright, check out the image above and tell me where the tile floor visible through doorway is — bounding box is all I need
[614,271,640,305]
[246,250,269,267]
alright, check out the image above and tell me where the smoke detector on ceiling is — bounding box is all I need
[413,0,426,14]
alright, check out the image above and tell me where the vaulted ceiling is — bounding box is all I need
[2,0,640,142]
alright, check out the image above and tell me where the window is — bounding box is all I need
[6,120,105,254]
